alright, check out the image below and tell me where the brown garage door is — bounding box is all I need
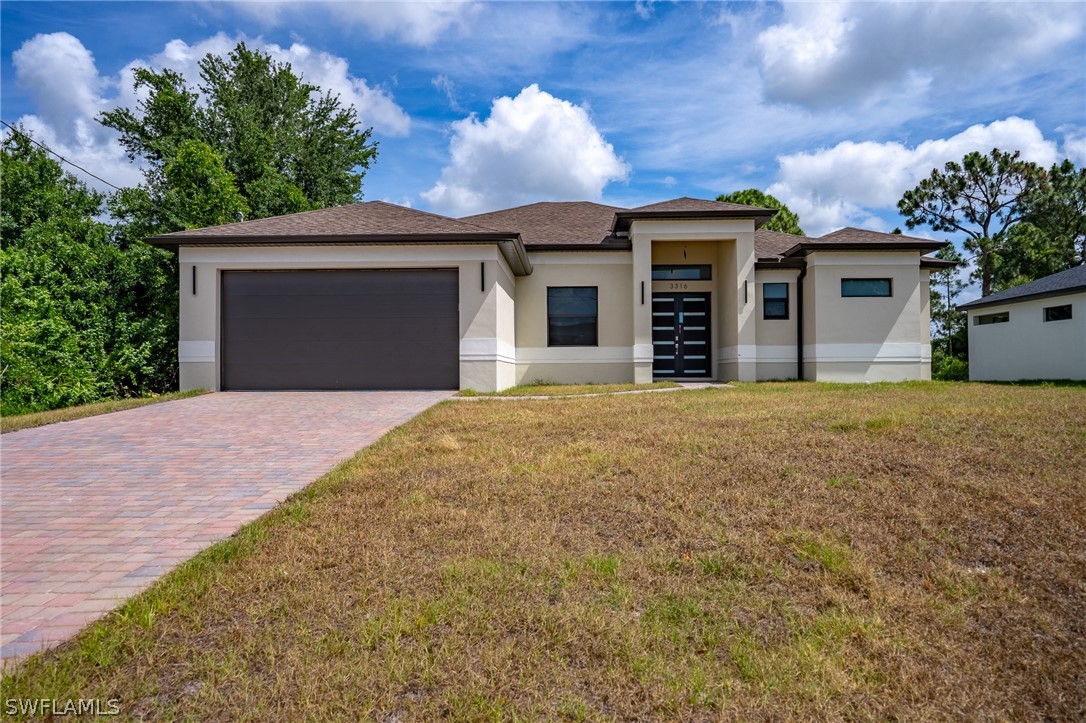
[221,269,459,390]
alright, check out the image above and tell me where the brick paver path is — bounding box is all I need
[0,391,452,663]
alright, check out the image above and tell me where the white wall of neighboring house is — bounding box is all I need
[967,292,1086,381]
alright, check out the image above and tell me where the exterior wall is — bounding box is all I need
[802,251,930,381]
[176,243,515,393]
[630,218,757,382]
[967,292,1086,380]
[513,251,634,384]
[754,268,801,380]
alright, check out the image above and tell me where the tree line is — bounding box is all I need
[1,43,377,415]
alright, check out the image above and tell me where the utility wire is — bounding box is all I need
[2,119,126,193]
[2,118,192,230]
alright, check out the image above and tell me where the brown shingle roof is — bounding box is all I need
[629,197,775,214]
[150,201,505,241]
[462,202,624,248]
[781,227,947,256]
[613,196,778,232]
[814,227,941,246]
[755,228,810,259]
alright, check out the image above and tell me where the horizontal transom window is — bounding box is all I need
[975,312,1009,325]
[841,278,892,297]
[548,287,598,347]
[1043,304,1072,322]
[652,265,712,281]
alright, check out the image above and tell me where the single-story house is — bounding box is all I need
[147,197,949,392]
[959,264,1086,381]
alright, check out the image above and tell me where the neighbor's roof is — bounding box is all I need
[147,201,516,245]
[958,264,1086,311]
[462,201,626,249]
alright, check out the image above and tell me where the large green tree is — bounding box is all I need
[0,130,176,415]
[100,42,378,231]
[898,148,1047,297]
[717,189,805,235]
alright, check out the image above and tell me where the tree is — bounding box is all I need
[898,148,1047,297]
[100,42,378,231]
[0,130,176,414]
[717,189,805,235]
[1022,159,1086,267]
[926,245,969,379]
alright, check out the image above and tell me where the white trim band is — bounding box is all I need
[460,338,516,364]
[179,340,215,363]
[803,342,931,363]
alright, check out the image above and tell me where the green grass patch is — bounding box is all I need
[1,390,207,433]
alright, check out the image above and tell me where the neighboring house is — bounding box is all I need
[148,197,947,392]
[959,265,1086,381]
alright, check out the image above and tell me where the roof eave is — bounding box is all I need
[783,241,947,257]
[148,232,534,276]
[612,209,777,233]
[526,242,633,252]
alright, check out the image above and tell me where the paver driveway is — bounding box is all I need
[0,391,452,662]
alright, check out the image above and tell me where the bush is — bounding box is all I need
[934,355,969,381]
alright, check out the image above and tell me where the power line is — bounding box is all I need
[2,119,192,230]
[1,119,126,193]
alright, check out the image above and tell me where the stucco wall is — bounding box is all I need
[754,268,801,380]
[802,251,931,381]
[176,243,515,392]
[967,292,1086,380]
[630,218,756,382]
[513,251,633,384]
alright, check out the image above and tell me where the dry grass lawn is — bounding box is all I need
[458,381,678,397]
[2,382,1084,720]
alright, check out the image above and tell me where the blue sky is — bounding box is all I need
[3,0,1085,238]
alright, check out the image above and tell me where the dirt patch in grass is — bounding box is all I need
[1,390,207,433]
[2,382,1084,719]
[459,381,679,397]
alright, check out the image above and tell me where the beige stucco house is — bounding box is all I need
[148,197,948,392]
[961,265,1086,381]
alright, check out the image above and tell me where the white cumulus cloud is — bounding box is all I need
[767,117,1062,235]
[11,33,143,191]
[757,1,1084,109]
[8,31,409,196]
[422,84,629,216]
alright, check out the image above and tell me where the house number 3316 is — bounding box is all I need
[668,282,688,289]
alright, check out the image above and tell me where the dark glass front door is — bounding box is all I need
[651,292,711,378]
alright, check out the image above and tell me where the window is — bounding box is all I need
[763,283,789,320]
[652,265,712,281]
[974,312,1009,325]
[841,278,892,297]
[548,287,598,346]
[1044,304,1073,322]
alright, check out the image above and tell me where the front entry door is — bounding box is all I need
[652,292,711,378]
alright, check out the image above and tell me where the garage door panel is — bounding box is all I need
[222,269,459,390]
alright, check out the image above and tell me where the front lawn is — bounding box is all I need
[2,382,1083,719]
